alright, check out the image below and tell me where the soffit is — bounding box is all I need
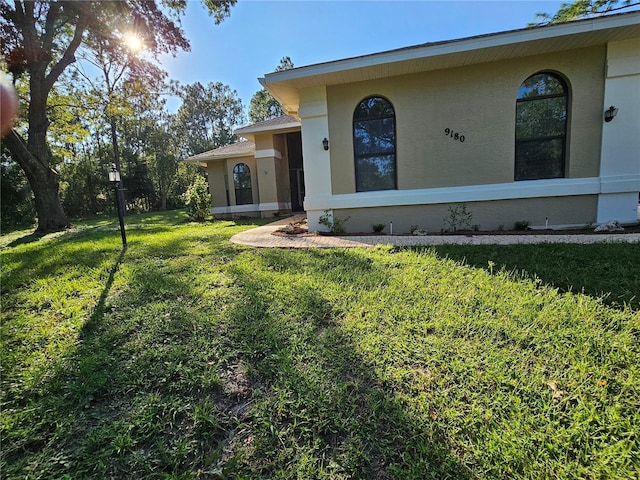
[262,12,640,117]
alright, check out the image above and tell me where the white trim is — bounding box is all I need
[264,13,640,85]
[600,174,640,193]
[304,175,640,211]
[212,202,291,215]
[235,120,300,135]
[255,149,282,159]
[212,204,259,215]
[597,192,640,224]
[258,202,288,212]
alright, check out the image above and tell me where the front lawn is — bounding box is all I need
[2,211,639,479]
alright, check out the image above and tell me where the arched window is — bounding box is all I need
[515,72,568,180]
[233,163,252,205]
[353,96,397,191]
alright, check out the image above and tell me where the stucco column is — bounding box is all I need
[255,150,282,216]
[299,86,332,231]
[597,38,640,224]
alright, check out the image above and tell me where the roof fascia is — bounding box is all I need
[184,151,254,164]
[263,12,640,85]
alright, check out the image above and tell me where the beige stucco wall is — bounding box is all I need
[205,162,228,208]
[327,46,606,195]
[334,195,598,234]
[252,133,292,212]
[273,134,291,204]
[255,134,274,152]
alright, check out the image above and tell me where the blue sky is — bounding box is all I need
[159,1,573,114]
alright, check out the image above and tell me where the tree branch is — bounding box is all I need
[3,128,54,175]
[44,6,88,92]
[41,1,61,53]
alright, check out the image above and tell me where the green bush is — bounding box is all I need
[184,175,211,221]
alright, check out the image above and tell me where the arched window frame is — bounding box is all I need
[233,163,253,205]
[353,95,397,192]
[515,72,569,181]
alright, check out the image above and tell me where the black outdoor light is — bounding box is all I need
[322,137,329,150]
[109,163,127,249]
[604,105,618,122]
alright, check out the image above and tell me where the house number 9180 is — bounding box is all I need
[444,128,465,143]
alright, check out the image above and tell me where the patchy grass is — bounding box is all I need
[2,211,639,479]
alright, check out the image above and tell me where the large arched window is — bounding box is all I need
[353,96,397,191]
[233,163,252,205]
[515,72,568,181]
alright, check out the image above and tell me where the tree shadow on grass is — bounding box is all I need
[420,244,640,309]
[223,248,473,479]
[5,231,47,248]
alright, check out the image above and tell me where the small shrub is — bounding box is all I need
[184,175,211,221]
[372,223,385,233]
[442,203,473,232]
[319,209,350,234]
[410,224,419,234]
[497,224,505,231]
[514,220,530,231]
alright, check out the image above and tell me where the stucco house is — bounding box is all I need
[187,12,640,233]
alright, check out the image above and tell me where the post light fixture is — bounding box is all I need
[322,137,329,151]
[604,105,618,123]
[108,164,121,183]
[108,163,127,249]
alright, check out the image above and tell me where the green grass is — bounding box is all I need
[2,210,639,479]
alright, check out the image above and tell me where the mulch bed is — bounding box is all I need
[273,224,640,237]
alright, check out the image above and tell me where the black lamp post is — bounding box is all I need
[109,163,127,249]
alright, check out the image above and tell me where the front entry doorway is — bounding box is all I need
[287,132,305,212]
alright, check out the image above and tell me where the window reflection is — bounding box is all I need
[233,163,253,205]
[515,73,568,181]
[353,96,396,191]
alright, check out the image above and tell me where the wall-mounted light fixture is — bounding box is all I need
[604,105,618,123]
[322,137,329,151]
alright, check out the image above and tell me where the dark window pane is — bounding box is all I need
[354,118,396,155]
[356,155,396,191]
[233,164,251,189]
[235,188,253,205]
[353,96,397,192]
[518,73,565,99]
[354,96,394,120]
[516,97,566,138]
[233,163,252,204]
[515,138,564,180]
[515,73,568,181]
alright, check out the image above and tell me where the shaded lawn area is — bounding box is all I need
[1,210,639,479]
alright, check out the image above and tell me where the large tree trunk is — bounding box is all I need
[3,130,69,233]
[4,1,88,233]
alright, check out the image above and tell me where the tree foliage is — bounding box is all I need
[0,0,235,232]
[248,56,293,123]
[173,81,245,156]
[533,0,637,24]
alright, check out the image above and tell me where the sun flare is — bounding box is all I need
[124,32,143,52]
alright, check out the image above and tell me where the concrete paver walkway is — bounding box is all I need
[230,215,640,248]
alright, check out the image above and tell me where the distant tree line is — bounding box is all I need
[0,0,240,232]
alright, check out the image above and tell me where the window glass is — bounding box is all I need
[517,74,565,98]
[353,96,396,191]
[515,73,568,181]
[233,163,252,205]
